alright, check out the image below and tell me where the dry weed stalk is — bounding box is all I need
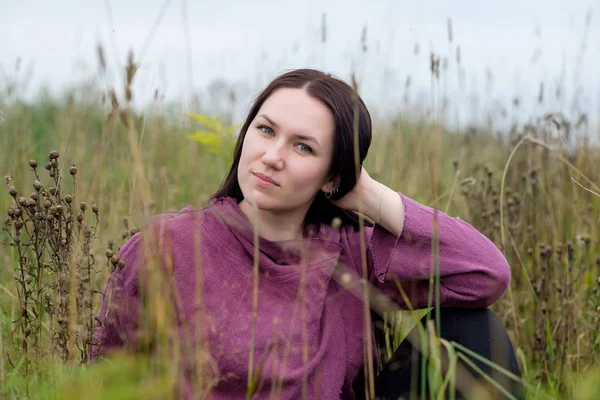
[3,151,104,368]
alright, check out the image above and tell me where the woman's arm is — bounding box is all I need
[334,168,511,309]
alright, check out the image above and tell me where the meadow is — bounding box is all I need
[1,45,600,399]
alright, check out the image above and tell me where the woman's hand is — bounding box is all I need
[330,167,382,220]
[330,167,405,236]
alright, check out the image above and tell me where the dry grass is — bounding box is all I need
[1,28,600,398]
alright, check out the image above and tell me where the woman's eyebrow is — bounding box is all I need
[257,114,321,148]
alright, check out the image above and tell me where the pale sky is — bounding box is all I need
[1,0,598,131]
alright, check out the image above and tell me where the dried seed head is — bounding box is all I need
[77,214,84,223]
[33,180,42,191]
[46,214,54,221]
[49,150,59,160]
[44,163,51,171]
[106,249,113,259]
[7,208,15,217]
[85,229,91,238]
[5,175,12,185]
[117,259,125,269]
[15,220,24,230]
[49,187,58,196]
[70,165,78,176]
[14,208,22,218]
[92,204,99,214]
[27,199,36,208]
[55,205,64,215]
[30,192,38,202]
[64,194,73,204]
[80,202,87,211]
[29,160,38,169]
[18,197,27,207]
[9,187,18,197]
[49,170,55,178]
[44,200,51,209]
[111,255,119,265]
[50,158,58,168]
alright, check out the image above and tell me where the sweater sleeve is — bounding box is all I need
[365,193,510,309]
[90,232,145,360]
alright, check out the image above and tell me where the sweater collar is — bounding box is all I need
[207,197,342,266]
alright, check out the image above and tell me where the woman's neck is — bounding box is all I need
[238,199,307,242]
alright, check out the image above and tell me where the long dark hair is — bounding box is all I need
[211,68,373,229]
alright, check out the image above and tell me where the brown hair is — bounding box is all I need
[211,68,372,228]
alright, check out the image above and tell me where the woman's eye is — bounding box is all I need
[297,143,313,154]
[259,125,274,135]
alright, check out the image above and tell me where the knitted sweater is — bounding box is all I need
[92,193,511,399]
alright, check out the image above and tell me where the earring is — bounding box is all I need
[324,188,339,199]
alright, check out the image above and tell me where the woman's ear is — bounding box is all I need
[321,175,340,193]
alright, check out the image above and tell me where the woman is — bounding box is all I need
[92,69,523,399]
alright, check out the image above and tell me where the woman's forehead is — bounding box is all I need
[257,88,335,135]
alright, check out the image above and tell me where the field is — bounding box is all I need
[1,47,600,399]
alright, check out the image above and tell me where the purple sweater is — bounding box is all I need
[92,193,510,399]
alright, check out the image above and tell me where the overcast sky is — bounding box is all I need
[1,0,598,131]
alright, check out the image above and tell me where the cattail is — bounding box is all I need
[29,160,38,169]
[70,166,78,176]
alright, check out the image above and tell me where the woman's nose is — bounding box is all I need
[261,142,285,170]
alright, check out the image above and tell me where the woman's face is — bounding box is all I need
[237,87,337,214]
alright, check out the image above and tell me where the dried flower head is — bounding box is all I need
[92,204,99,214]
[33,180,42,191]
[9,187,18,197]
[80,202,87,211]
[29,160,38,169]
[64,194,73,204]
[70,166,78,176]
[49,150,59,160]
